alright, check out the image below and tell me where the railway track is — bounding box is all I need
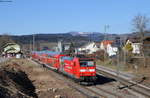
[31,58,145,98]
[85,86,121,98]
[32,59,101,98]
[96,66,150,98]
[32,59,126,98]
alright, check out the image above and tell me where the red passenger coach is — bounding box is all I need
[31,51,97,82]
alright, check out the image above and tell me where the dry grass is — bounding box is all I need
[3,58,36,67]
[96,60,128,72]
[0,58,87,98]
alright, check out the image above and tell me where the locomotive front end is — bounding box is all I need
[79,58,97,82]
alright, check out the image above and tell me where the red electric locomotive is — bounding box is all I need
[31,51,97,82]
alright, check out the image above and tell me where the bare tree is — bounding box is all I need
[132,14,149,67]
[132,14,149,39]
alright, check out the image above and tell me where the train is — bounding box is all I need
[31,51,97,83]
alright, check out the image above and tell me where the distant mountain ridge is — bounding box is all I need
[0,32,134,45]
[68,31,102,36]
[9,33,89,45]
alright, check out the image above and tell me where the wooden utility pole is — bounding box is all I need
[116,35,122,88]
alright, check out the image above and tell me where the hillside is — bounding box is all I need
[1,32,130,44]
[10,33,89,44]
[0,32,134,51]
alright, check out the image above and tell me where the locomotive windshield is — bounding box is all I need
[80,61,94,67]
[61,56,73,61]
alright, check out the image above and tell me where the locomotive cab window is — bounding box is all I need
[80,61,94,67]
[61,56,73,61]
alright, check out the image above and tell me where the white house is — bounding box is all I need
[106,44,118,57]
[132,43,141,54]
[100,40,113,50]
[78,42,100,54]
[124,39,141,54]
[100,40,118,57]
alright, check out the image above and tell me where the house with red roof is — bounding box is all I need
[100,40,114,50]
[100,40,118,57]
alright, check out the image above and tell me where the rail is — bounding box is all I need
[96,65,150,97]
[31,58,124,98]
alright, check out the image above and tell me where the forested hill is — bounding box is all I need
[10,33,89,44]
[0,32,135,45]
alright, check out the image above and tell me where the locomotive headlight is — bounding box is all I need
[89,69,95,72]
[80,69,95,72]
[80,69,86,72]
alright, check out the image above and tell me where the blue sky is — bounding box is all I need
[0,0,150,35]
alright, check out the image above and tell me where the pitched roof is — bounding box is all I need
[101,40,113,46]
[144,32,150,39]
[126,37,140,43]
